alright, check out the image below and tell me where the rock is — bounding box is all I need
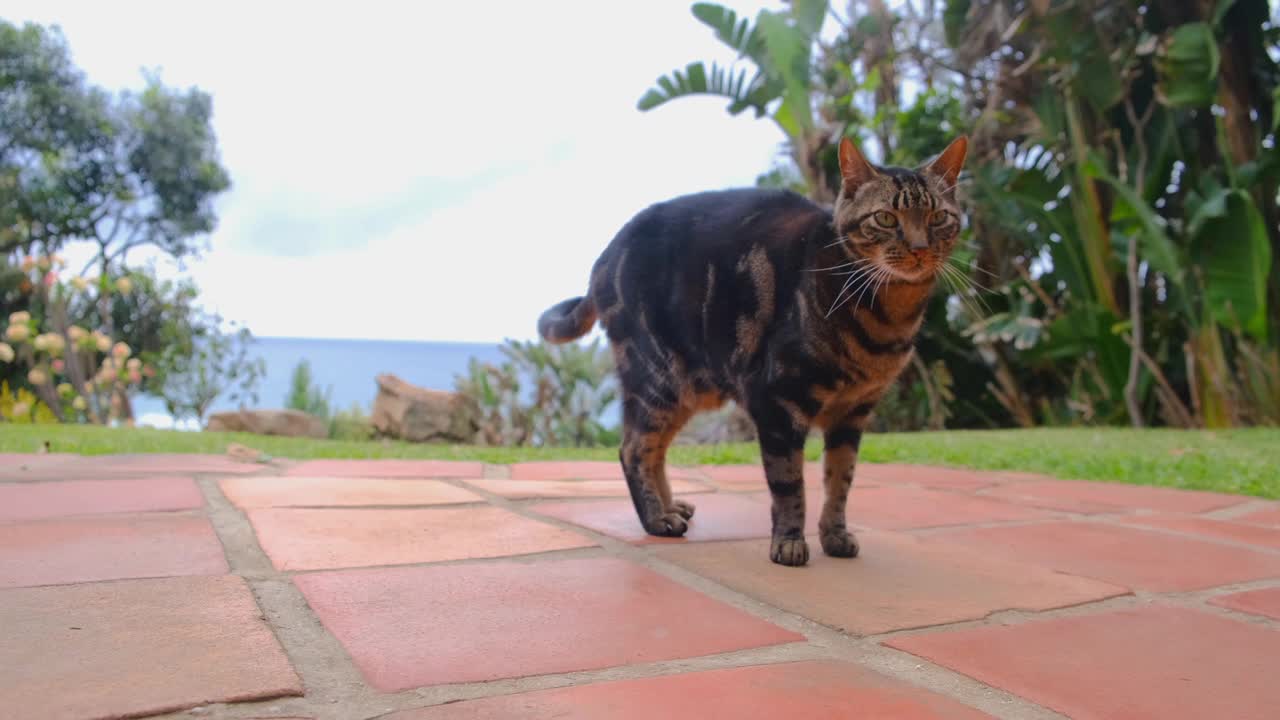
[206,409,328,439]
[675,402,757,445]
[370,373,474,443]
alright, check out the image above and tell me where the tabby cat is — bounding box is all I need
[538,136,968,566]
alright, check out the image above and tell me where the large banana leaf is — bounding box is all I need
[1082,153,1185,287]
[1156,22,1220,108]
[636,61,772,117]
[691,2,765,62]
[1189,188,1273,341]
[755,9,815,134]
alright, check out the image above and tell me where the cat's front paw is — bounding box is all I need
[770,536,810,566]
[820,527,860,558]
[669,499,696,519]
[644,512,689,537]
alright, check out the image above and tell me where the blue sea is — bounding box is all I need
[131,337,507,430]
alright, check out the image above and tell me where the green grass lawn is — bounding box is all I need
[3,423,1278,499]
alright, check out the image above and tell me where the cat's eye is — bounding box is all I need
[873,211,898,228]
[929,211,950,227]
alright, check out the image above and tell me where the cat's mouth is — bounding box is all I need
[886,254,940,281]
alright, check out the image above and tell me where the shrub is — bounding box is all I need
[454,338,618,447]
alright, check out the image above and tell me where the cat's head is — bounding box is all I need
[832,136,968,282]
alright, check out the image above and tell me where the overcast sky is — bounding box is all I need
[10,0,794,343]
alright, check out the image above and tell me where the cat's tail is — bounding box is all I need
[537,295,598,344]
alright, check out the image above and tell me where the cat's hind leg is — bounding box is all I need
[618,392,692,537]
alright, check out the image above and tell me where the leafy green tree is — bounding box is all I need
[285,359,332,419]
[1,21,230,265]
[151,323,264,426]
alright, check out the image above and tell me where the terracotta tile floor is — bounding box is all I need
[4,455,1278,720]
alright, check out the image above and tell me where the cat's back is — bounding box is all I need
[598,187,827,268]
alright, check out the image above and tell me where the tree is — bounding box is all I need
[285,360,332,419]
[151,322,265,426]
[1,21,230,266]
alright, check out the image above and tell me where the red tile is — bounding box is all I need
[856,464,1006,492]
[531,494,773,544]
[1209,587,1280,621]
[975,488,1131,515]
[0,515,229,588]
[384,660,992,719]
[0,575,301,719]
[0,477,204,521]
[248,506,593,571]
[1235,505,1280,528]
[220,476,481,508]
[849,486,1052,530]
[465,477,710,499]
[90,453,263,475]
[293,557,802,690]
[0,453,82,479]
[284,459,484,478]
[939,521,1280,592]
[888,604,1280,720]
[657,531,1126,635]
[698,463,826,491]
[980,479,1245,514]
[510,461,704,482]
[1122,514,1280,550]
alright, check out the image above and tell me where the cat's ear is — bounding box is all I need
[923,135,968,191]
[838,137,877,191]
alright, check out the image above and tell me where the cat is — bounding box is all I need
[538,136,968,566]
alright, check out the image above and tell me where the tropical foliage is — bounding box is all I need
[454,338,619,447]
[641,0,1279,429]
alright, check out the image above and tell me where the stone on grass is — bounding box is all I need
[370,373,474,443]
[207,409,327,439]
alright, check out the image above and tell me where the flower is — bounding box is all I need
[143,364,156,378]
[126,358,141,371]
[97,368,117,384]
[43,271,57,288]
[0,343,13,363]
[82,381,95,393]
[128,370,142,384]
[70,276,89,292]
[51,358,65,373]
[11,401,30,417]
[112,341,131,359]
[8,311,30,325]
[52,254,67,268]
[20,256,36,272]
[72,396,87,411]
[36,255,51,272]
[115,277,134,294]
[66,326,87,342]
[33,334,48,351]
[27,368,47,385]
[93,332,111,353]
[5,324,29,343]
[57,382,73,396]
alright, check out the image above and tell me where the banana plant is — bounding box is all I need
[637,1,830,197]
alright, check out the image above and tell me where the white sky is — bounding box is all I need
[9,0,793,343]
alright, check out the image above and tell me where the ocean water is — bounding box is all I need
[131,337,506,430]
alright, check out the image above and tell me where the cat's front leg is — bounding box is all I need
[752,401,811,566]
[819,417,868,558]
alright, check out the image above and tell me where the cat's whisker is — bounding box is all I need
[939,264,992,318]
[944,258,998,295]
[825,264,878,317]
[808,257,872,273]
